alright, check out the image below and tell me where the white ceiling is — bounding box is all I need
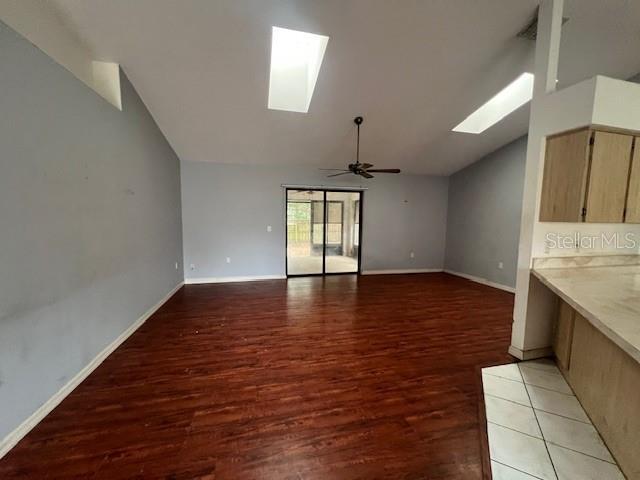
[51,0,640,175]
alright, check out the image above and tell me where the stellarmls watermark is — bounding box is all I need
[545,232,638,250]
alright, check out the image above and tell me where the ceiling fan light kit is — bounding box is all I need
[322,116,401,179]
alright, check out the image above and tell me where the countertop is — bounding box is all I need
[532,261,640,364]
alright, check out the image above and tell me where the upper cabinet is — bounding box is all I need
[540,129,591,222]
[585,131,633,223]
[539,127,637,223]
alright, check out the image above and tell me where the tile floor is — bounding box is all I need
[482,359,626,480]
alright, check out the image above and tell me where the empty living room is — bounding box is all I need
[2,1,640,478]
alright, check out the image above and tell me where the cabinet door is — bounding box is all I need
[553,300,575,371]
[625,137,640,223]
[568,313,640,479]
[585,131,633,223]
[539,129,591,222]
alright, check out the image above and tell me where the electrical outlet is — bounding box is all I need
[190,263,195,270]
[410,252,415,259]
[226,257,231,264]
[498,261,504,270]
[267,225,272,232]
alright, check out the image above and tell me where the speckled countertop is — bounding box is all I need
[532,258,640,364]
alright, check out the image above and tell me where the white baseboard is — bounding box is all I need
[0,280,185,460]
[361,268,443,275]
[508,345,554,360]
[185,275,286,284]
[444,269,515,293]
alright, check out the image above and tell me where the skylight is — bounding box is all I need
[268,26,329,113]
[453,73,535,134]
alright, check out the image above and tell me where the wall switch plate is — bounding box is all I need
[498,262,504,270]
[226,257,231,264]
[190,263,195,270]
[267,225,272,232]
[410,252,415,258]
[175,262,179,270]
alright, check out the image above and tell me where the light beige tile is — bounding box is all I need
[482,364,523,382]
[483,374,531,407]
[520,358,561,376]
[485,396,542,438]
[536,410,613,463]
[526,384,589,423]
[519,365,573,395]
[547,444,625,480]
[491,461,541,480]
[487,423,556,480]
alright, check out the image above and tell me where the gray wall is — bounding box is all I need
[444,136,527,288]
[0,22,183,440]
[181,161,448,279]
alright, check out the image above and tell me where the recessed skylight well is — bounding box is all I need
[268,26,329,113]
[453,72,535,134]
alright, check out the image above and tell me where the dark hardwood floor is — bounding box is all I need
[0,273,515,479]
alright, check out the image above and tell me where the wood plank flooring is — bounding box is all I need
[0,273,515,479]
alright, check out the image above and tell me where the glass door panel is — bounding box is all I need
[287,189,362,276]
[324,191,361,274]
[286,189,324,275]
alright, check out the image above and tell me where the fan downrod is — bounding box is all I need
[322,115,401,179]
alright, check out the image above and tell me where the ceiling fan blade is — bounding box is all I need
[365,168,401,173]
[327,172,353,177]
[358,171,374,179]
[360,163,373,169]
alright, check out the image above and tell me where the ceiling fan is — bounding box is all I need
[321,116,401,179]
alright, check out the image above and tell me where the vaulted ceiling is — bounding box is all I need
[52,0,640,175]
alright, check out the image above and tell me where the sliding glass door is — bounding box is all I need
[286,190,324,275]
[286,189,362,276]
[325,191,360,274]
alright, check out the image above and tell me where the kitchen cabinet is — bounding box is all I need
[626,137,640,223]
[539,129,591,222]
[539,127,636,223]
[548,296,640,479]
[568,313,640,479]
[553,299,575,371]
[585,131,633,222]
